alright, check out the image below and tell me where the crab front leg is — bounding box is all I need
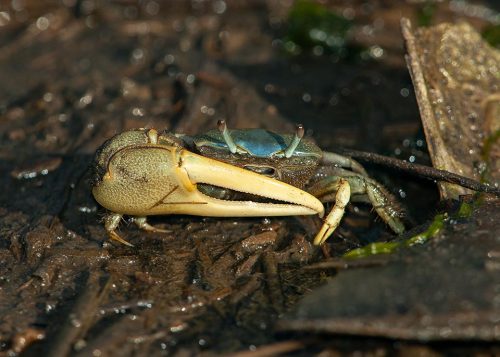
[311,178,351,245]
[308,168,405,245]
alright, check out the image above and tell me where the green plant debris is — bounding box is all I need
[404,213,445,246]
[343,241,399,259]
[343,214,446,259]
[456,202,473,219]
[284,0,352,56]
[417,2,437,27]
[482,24,500,48]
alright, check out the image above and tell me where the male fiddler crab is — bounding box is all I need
[92,121,405,246]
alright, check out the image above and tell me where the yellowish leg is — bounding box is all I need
[133,216,171,233]
[310,169,405,236]
[313,179,351,245]
[104,213,134,247]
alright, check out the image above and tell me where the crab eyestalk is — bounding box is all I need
[217,120,238,154]
[284,124,305,158]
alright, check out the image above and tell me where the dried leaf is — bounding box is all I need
[402,19,499,199]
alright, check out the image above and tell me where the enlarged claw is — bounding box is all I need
[92,142,325,226]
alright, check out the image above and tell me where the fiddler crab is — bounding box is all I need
[91,121,405,247]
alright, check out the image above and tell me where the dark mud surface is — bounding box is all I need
[0,1,498,356]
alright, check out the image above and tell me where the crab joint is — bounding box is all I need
[284,124,305,158]
[217,120,238,154]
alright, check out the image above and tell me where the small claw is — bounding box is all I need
[313,179,350,245]
[133,216,171,233]
[108,230,134,247]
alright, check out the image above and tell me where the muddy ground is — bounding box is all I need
[0,1,498,356]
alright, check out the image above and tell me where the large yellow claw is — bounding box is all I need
[92,131,324,244]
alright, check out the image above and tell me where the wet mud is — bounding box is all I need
[0,1,498,356]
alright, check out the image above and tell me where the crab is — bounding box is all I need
[91,121,405,246]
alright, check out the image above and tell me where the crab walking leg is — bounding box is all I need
[133,216,171,233]
[364,181,405,234]
[313,179,351,245]
[310,170,405,235]
[104,213,134,247]
[321,151,368,176]
[344,174,405,234]
[103,214,172,247]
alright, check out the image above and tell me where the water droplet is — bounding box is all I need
[264,84,275,93]
[362,25,374,36]
[309,29,327,42]
[145,1,160,15]
[78,206,95,213]
[43,92,53,102]
[70,315,82,328]
[213,0,226,14]
[312,45,324,56]
[329,95,339,106]
[369,45,384,59]
[186,74,195,84]
[78,93,93,108]
[131,48,144,63]
[400,88,410,97]
[164,54,175,64]
[11,0,24,12]
[132,107,144,117]
[36,16,50,31]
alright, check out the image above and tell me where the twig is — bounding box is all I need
[229,340,305,357]
[337,148,500,196]
[262,253,284,312]
[45,272,110,357]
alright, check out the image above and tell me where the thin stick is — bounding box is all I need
[45,272,110,357]
[230,340,305,357]
[337,148,500,196]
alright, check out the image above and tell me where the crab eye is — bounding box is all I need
[243,165,276,177]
